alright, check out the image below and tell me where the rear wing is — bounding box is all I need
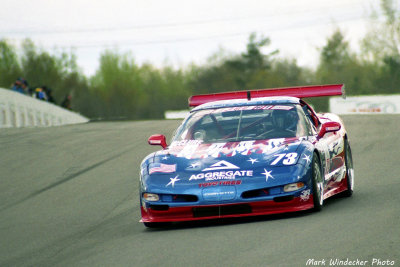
[189,84,345,107]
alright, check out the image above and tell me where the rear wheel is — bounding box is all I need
[342,139,354,197]
[312,152,324,211]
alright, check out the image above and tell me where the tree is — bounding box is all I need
[318,29,351,75]
[0,39,22,88]
[362,0,400,62]
[361,0,400,93]
[225,33,278,88]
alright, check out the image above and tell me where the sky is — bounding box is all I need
[0,0,382,76]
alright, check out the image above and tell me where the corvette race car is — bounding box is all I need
[140,84,354,227]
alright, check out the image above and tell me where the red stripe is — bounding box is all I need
[141,196,314,223]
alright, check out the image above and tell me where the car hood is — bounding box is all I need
[142,137,313,189]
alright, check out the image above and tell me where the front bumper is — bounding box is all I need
[140,195,314,223]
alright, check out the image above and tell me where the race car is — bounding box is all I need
[140,84,354,227]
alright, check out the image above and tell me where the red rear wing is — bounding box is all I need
[189,84,345,107]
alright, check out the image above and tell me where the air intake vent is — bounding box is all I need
[149,204,169,211]
[192,204,251,218]
[160,194,198,202]
[273,196,294,202]
[241,188,269,199]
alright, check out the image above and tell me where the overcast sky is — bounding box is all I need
[0,0,381,76]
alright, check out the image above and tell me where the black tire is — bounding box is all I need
[311,152,324,211]
[342,139,354,197]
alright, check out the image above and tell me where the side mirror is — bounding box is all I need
[148,134,168,149]
[317,121,341,139]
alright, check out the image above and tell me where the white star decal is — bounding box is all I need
[166,175,180,187]
[261,169,274,182]
[248,158,258,164]
[284,146,289,151]
[190,162,201,168]
[302,155,311,164]
[162,156,168,160]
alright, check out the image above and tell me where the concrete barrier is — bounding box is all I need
[330,94,400,114]
[0,88,89,128]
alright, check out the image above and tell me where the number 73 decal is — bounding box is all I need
[271,153,298,165]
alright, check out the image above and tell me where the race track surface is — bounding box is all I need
[1,115,399,266]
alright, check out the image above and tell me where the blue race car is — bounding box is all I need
[140,84,354,227]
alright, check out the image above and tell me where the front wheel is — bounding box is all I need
[312,152,324,211]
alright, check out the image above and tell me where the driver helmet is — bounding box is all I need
[272,109,298,131]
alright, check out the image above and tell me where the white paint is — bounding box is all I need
[330,95,400,114]
[164,110,189,119]
[0,88,89,128]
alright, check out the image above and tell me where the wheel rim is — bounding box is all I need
[314,161,324,205]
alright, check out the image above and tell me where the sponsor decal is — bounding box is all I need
[205,142,227,158]
[270,105,295,110]
[218,105,294,112]
[189,170,253,181]
[228,141,255,156]
[169,138,299,159]
[170,140,203,147]
[300,189,311,201]
[329,139,344,158]
[177,143,201,159]
[187,160,253,181]
[202,160,239,171]
[271,152,298,165]
[149,163,176,174]
[199,180,242,187]
[218,105,272,112]
[203,191,235,197]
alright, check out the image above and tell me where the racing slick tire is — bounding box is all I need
[312,152,324,211]
[342,139,354,197]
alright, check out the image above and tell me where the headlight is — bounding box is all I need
[143,193,160,201]
[283,182,305,192]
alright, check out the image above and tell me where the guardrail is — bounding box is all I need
[0,88,89,128]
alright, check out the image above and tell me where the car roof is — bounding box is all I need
[191,96,300,112]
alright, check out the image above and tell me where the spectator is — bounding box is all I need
[61,94,72,110]
[11,77,28,95]
[21,79,29,94]
[35,87,48,101]
[43,86,56,104]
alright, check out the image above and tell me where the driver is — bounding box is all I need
[271,109,298,132]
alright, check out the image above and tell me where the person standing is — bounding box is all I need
[11,78,27,94]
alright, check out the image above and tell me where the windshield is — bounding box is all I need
[172,104,310,143]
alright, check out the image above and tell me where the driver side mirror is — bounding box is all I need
[148,134,168,149]
[317,121,341,139]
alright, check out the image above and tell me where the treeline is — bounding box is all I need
[1,0,399,120]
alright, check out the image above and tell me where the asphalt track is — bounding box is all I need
[0,115,399,267]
